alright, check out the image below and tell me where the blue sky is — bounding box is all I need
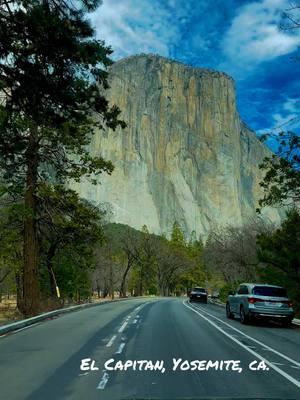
[90,0,300,137]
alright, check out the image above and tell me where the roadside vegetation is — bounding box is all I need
[0,217,207,323]
[92,222,206,299]
[204,210,300,315]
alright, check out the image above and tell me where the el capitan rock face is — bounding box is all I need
[72,54,281,237]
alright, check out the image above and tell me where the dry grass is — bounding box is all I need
[0,297,22,326]
[0,293,124,326]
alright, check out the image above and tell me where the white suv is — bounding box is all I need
[226,283,295,326]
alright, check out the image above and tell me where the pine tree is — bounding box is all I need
[170,221,185,248]
[0,1,125,315]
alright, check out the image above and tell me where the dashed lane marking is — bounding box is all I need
[97,371,109,390]
[115,342,126,354]
[106,335,117,347]
[118,321,128,333]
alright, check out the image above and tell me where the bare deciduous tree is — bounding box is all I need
[204,220,272,285]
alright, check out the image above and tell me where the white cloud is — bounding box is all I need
[90,0,185,59]
[283,97,300,113]
[222,0,300,70]
[272,98,299,129]
[257,97,300,135]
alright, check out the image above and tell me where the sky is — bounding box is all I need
[90,0,300,137]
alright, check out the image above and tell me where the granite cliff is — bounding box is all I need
[72,54,281,238]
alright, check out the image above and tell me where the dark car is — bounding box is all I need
[189,287,208,303]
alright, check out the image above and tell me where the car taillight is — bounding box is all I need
[282,300,293,307]
[248,297,264,303]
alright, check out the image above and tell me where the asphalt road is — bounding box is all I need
[1,297,300,400]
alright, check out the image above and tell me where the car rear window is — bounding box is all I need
[252,286,287,297]
[193,288,206,293]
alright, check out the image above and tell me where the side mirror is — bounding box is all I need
[228,291,235,296]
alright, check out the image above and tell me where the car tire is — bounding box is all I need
[282,318,292,328]
[226,302,234,319]
[240,306,249,324]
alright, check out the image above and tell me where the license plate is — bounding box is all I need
[265,301,282,306]
[197,295,201,297]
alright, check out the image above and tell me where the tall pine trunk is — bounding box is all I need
[22,129,40,316]
[15,271,23,310]
[46,243,58,297]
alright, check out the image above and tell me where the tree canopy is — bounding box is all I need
[259,131,300,209]
[0,0,125,315]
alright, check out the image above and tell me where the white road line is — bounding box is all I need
[15,324,40,332]
[183,301,300,389]
[118,321,128,333]
[194,303,300,368]
[1,323,41,337]
[115,342,126,354]
[134,302,148,313]
[271,362,285,366]
[291,366,300,370]
[0,322,41,337]
[97,371,109,390]
[106,335,117,347]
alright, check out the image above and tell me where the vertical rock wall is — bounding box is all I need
[72,54,281,237]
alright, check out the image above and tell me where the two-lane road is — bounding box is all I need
[0,297,300,399]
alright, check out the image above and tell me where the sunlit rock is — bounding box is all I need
[71,54,281,237]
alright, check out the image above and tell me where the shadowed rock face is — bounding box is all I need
[72,54,281,237]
